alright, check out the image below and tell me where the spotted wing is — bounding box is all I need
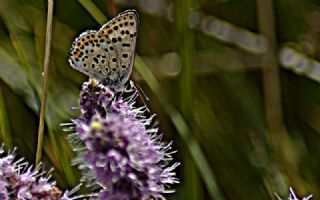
[98,10,138,90]
[68,30,115,81]
[68,10,138,91]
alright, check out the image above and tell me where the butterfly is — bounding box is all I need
[68,10,138,92]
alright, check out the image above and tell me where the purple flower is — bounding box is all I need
[70,81,179,199]
[0,146,80,200]
[79,81,114,122]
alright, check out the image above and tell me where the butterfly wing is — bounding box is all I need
[98,10,138,90]
[68,10,138,91]
[68,30,114,81]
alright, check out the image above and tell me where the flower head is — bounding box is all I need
[79,81,114,121]
[70,81,179,199]
[0,146,78,200]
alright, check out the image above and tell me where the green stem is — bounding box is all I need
[176,1,198,199]
[78,0,106,24]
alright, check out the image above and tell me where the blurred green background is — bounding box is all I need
[1,0,320,199]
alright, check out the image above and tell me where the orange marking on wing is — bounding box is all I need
[77,41,84,48]
[101,28,112,36]
[73,50,80,57]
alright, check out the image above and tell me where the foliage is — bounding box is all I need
[1,0,320,199]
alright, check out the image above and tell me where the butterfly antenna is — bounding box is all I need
[130,81,150,112]
[133,81,149,101]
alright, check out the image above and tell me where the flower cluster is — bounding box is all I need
[69,80,179,200]
[0,146,77,200]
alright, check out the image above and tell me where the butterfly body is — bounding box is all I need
[68,10,138,92]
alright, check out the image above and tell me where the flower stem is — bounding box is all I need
[36,0,54,165]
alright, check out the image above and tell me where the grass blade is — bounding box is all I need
[0,87,13,148]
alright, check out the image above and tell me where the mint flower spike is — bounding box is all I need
[0,145,83,200]
[69,81,180,200]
